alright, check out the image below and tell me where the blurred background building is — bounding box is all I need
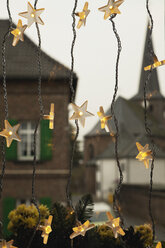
[0,20,77,235]
[84,28,165,226]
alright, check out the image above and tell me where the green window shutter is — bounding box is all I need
[3,197,16,236]
[40,120,53,161]
[6,120,18,161]
[40,197,52,209]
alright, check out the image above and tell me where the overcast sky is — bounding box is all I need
[1,0,165,140]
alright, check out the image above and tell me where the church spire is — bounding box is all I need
[132,26,164,100]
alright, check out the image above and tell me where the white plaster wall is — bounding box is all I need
[96,159,116,200]
[127,158,165,185]
[96,158,165,200]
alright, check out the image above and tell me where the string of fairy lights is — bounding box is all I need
[0,0,164,248]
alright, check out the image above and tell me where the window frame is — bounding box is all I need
[18,121,40,161]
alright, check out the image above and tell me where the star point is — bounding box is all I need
[70,220,95,239]
[97,106,112,132]
[0,120,21,148]
[11,19,27,46]
[19,2,45,28]
[105,212,125,238]
[75,2,90,29]
[38,215,53,244]
[136,142,153,169]
[98,0,124,20]
[70,100,94,127]
[144,54,165,71]
[0,240,17,248]
[156,242,162,248]
[43,103,54,129]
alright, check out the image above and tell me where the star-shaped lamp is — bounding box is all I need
[156,242,162,248]
[136,142,153,169]
[105,212,125,238]
[38,215,53,244]
[75,2,90,29]
[98,0,124,20]
[43,103,54,129]
[144,54,165,71]
[97,106,112,132]
[0,120,21,148]
[11,19,27,46]
[70,101,94,127]
[19,2,45,28]
[70,220,95,239]
[0,240,17,248]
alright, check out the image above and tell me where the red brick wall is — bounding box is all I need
[0,79,71,204]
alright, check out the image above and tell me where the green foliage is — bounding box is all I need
[7,199,164,248]
[122,226,144,248]
[8,204,49,234]
[75,194,94,223]
[135,224,153,247]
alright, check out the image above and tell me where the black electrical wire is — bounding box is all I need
[143,0,156,242]
[109,14,124,225]
[66,0,80,217]
[26,1,46,247]
[0,0,13,238]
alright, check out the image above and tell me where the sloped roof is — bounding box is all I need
[97,132,165,160]
[86,96,165,138]
[0,20,77,85]
[132,26,164,100]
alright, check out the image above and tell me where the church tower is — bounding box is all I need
[131,27,165,124]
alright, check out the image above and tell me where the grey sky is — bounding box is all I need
[1,0,165,139]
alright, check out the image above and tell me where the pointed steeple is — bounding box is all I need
[132,26,164,100]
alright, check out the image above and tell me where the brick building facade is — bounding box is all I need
[0,20,77,235]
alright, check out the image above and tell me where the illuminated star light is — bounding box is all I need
[70,220,95,239]
[98,0,124,20]
[0,240,17,248]
[144,54,165,71]
[19,2,45,28]
[70,100,94,127]
[97,106,112,132]
[75,2,90,29]
[38,215,53,244]
[43,103,55,129]
[11,19,27,47]
[0,120,21,148]
[136,142,153,169]
[105,212,125,238]
[156,242,162,248]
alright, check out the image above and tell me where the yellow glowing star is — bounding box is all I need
[19,2,45,28]
[144,54,165,71]
[75,2,90,29]
[0,240,17,248]
[43,103,54,129]
[11,19,27,47]
[38,215,53,244]
[70,220,95,239]
[0,120,21,148]
[156,242,162,248]
[136,142,153,169]
[97,106,112,132]
[70,100,94,127]
[105,212,125,238]
[98,0,124,19]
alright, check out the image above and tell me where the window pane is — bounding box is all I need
[21,122,27,130]
[20,134,27,156]
[31,122,36,130]
[30,134,34,156]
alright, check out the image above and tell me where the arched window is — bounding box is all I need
[88,144,94,159]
